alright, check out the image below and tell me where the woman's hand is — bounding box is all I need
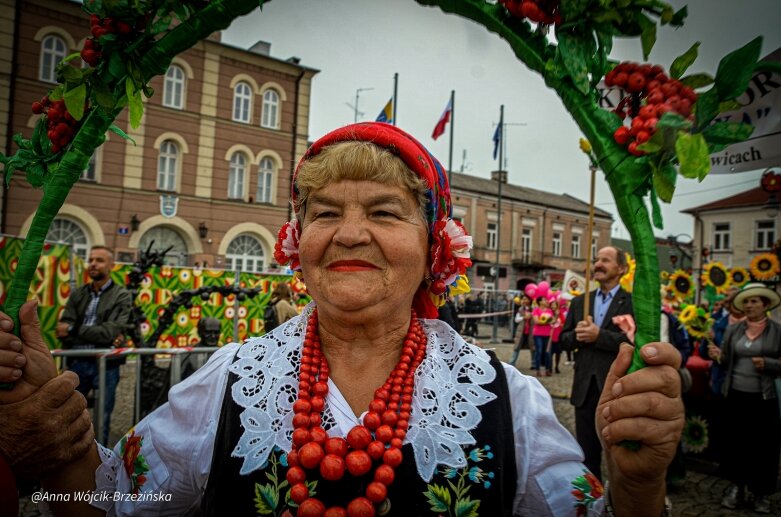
[707,343,721,362]
[751,356,765,371]
[0,301,58,404]
[597,343,684,515]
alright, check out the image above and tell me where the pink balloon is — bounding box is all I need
[524,283,537,298]
[536,281,550,299]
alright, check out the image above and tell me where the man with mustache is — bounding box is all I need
[56,246,132,445]
[560,246,633,481]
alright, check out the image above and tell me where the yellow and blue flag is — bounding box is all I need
[376,97,394,124]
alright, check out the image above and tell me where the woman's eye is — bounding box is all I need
[373,210,398,218]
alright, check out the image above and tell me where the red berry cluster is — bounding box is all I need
[81,14,135,67]
[605,62,698,156]
[500,0,562,25]
[31,96,80,154]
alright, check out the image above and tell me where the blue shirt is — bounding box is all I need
[593,284,620,328]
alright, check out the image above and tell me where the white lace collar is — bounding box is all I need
[229,302,497,482]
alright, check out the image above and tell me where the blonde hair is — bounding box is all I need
[295,141,428,222]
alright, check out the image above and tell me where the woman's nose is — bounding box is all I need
[332,214,371,247]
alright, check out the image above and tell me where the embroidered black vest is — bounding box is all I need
[202,350,517,516]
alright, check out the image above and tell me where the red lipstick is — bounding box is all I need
[327,260,378,272]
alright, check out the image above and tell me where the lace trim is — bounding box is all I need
[230,303,496,481]
[93,442,120,514]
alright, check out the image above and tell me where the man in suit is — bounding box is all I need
[560,246,633,480]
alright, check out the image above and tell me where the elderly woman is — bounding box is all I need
[1,123,682,516]
[707,282,781,514]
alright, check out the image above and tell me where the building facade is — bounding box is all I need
[1,0,317,271]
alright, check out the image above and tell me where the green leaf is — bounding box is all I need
[32,118,47,155]
[679,73,714,89]
[556,30,593,96]
[25,161,46,188]
[455,497,481,517]
[649,187,664,229]
[638,14,657,60]
[560,0,590,21]
[12,133,32,151]
[150,15,172,35]
[109,124,137,145]
[253,483,273,515]
[656,112,691,131]
[718,100,741,113]
[715,36,763,100]
[63,83,87,121]
[670,43,699,80]
[694,88,720,130]
[48,85,64,102]
[61,51,82,64]
[670,6,688,26]
[424,484,451,512]
[126,78,143,129]
[636,133,662,154]
[701,121,753,145]
[109,51,126,79]
[653,164,676,203]
[92,79,115,111]
[59,64,83,84]
[675,132,710,180]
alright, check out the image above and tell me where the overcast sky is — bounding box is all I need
[223,0,781,241]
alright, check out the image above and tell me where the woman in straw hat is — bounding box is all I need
[707,282,781,514]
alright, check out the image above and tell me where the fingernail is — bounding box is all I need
[602,406,611,421]
[12,369,22,378]
[643,345,658,358]
[601,425,610,439]
[9,340,22,352]
[14,355,26,367]
[612,382,622,397]
[0,320,12,332]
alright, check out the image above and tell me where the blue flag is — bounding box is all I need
[492,121,502,160]
[376,98,394,124]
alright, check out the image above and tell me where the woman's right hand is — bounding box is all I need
[0,300,58,404]
[707,343,721,362]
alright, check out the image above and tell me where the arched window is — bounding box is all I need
[226,234,265,273]
[46,218,89,259]
[138,227,188,266]
[228,152,247,199]
[163,65,185,109]
[256,157,275,204]
[261,89,280,129]
[157,140,178,191]
[40,35,67,83]
[233,82,252,123]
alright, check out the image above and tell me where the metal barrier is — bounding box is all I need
[51,347,220,445]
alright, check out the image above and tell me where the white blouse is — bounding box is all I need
[80,305,604,516]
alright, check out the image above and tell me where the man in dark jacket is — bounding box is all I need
[57,246,132,444]
[560,246,633,480]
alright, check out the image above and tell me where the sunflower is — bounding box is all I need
[660,271,670,281]
[750,252,780,281]
[685,307,714,340]
[668,270,694,300]
[619,253,636,293]
[681,415,710,454]
[701,262,730,294]
[728,266,750,288]
[678,305,697,324]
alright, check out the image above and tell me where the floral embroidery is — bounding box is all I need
[422,445,495,516]
[253,449,317,516]
[571,470,604,516]
[273,220,301,272]
[119,430,149,495]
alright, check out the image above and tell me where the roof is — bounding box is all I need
[450,172,613,219]
[681,185,768,214]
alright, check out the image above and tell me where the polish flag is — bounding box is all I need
[431,99,452,140]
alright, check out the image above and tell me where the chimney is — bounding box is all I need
[249,40,271,56]
[491,170,507,184]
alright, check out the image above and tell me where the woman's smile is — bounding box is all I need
[326,259,379,272]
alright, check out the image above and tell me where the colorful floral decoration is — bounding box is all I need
[120,430,150,495]
[728,266,750,289]
[424,445,494,516]
[701,261,730,294]
[668,270,694,301]
[750,252,780,281]
[571,470,604,516]
[679,305,713,340]
[273,220,301,272]
[428,218,474,305]
[681,415,709,454]
[619,252,636,293]
[678,304,697,325]
[660,270,670,281]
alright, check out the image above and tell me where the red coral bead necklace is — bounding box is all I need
[286,309,427,517]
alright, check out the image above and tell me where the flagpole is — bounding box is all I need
[447,90,455,185]
[492,105,504,344]
[392,73,398,126]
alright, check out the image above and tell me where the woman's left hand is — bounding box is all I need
[596,343,684,513]
[751,356,765,371]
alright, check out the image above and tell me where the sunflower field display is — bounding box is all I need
[750,252,780,281]
[667,270,695,302]
[700,261,730,294]
[728,266,750,289]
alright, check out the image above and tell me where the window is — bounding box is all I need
[486,222,497,250]
[228,153,247,199]
[756,220,775,250]
[713,223,731,251]
[261,89,280,129]
[256,157,274,203]
[138,227,188,266]
[163,65,185,109]
[521,228,532,262]
[81,153,97,181]
[40,35,67,83]
[233,82,252,123]
[552,232,562,256]
[46,218,89,259]
[226,234,265,273]
[157,140,178,191]
[571,234,581,259]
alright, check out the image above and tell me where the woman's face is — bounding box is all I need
[298,180,428,318]
[742,296,769,320]
[538,298,548,308]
